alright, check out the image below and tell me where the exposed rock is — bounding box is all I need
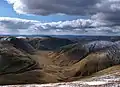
[84,41,114,53]
[105,41,120,64]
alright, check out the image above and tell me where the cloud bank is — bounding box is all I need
[0,17,120,35]
[2,0,120,35]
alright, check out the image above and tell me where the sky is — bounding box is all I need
[0,0,120,35]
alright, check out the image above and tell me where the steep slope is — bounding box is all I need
[0,37,35,54]
[49,41,114,66]
[0,41,39,75]
[0,39,61,84]
[62,41,120,80]
[83,41,114,53]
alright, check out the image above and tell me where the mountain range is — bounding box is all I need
[0,36,120,85]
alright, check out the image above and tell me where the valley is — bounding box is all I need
[0,36,120,86]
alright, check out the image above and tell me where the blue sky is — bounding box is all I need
[0,0,87,22]
[0,0,120,35]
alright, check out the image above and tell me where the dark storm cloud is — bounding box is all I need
[6,0,120,27]
[6,0,99,15]
[92,0,120,24]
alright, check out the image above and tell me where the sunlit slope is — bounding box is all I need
[49,41,114,66]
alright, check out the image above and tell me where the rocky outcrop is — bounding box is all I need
[84,41,114,53]
[104,41,120,64]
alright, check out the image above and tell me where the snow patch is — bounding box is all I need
[85,81,108,85]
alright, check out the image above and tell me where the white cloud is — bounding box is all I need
[0,17,120,35]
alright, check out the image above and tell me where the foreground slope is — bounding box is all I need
[4,65,120,87]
